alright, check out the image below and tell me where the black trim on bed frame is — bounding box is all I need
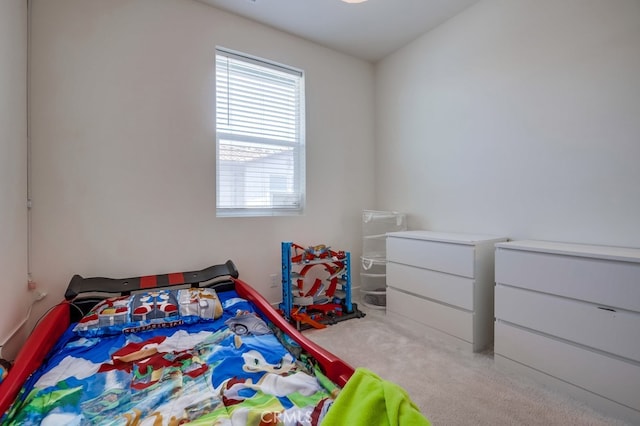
[65,260,240,322]
[64,260,239,301]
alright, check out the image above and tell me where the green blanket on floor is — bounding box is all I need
[321,367,431,426]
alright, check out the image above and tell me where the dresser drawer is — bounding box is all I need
[387,237,475,278]
[387,262,474,310]
[495,248,640,312]
[387,287,473,343]
[495,322,640,411]
[496,285,640,362]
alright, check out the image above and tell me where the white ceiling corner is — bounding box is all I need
[195,0,480,62]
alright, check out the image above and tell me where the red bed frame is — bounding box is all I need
[0,262,354,416]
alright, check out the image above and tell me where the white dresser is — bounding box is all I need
[386,231,507,352]
[494,240,640,424]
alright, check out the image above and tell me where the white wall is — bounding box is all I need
[29,0,375,316]
[0,0,28,358]
[376,0,640,247]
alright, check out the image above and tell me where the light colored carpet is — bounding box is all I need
[304,304,631,426]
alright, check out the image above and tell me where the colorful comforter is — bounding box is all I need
[2,293,337,425]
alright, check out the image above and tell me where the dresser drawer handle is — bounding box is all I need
[597,307,616,312]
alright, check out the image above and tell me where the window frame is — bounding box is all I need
[215,48,306,218]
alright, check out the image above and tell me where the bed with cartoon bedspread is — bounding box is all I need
[1,262,344,426]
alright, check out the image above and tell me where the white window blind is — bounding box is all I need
[216,48,305,217]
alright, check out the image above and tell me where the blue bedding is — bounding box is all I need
[3,292,336,425]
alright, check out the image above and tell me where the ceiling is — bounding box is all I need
[195,0,479,63]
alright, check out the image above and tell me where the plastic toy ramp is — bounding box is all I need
[291,308,327,329]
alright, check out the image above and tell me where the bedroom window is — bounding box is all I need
[215,48,306,217]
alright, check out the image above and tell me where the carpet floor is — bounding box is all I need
[304,304,631,426]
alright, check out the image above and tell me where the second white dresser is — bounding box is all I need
[494,240,640,424]
[386,230,507,352]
